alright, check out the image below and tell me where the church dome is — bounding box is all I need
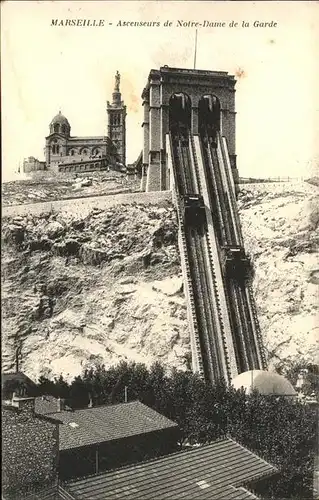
[232,370,297,396]
[49,111,71,136]
[50,111,70,126]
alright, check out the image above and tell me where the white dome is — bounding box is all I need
[232,370,297,396]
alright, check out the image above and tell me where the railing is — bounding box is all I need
[239,176,305,184]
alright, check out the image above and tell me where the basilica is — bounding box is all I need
[44,71,126,173]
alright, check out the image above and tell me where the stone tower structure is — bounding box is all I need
[141,66,238,192]
[107,71,127,165]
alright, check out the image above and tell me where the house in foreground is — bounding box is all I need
[37,399,179,480]
[63,437,279,499]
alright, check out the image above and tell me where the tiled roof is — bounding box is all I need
[65,437,277,499]
[48,401,178,451]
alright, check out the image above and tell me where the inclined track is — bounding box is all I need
[200,131,266,371]
[170,130,231,383]
[169,124,266,384]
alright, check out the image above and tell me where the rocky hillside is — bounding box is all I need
[238,182,318,371]
[2,181,318,382]
[2,200,188,381]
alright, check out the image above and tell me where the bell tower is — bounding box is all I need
[107,71,127,165]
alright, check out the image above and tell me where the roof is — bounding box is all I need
[2,371,36,387]
[232,370,297,396]
[67,136,107,141]
[50,111,70,126]
[48,401,178,451]
[65,437,277,499]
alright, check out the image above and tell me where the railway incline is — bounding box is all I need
[167,105,266,385]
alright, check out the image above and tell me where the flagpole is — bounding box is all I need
[193,29,198,69]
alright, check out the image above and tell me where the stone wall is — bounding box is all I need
[2,400,59,499]
[2,191,173,219]
[58,158,108,174]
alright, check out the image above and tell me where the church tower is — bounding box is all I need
[107,71,127,165]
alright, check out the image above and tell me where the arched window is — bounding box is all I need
[54,124,60,133]
[51,140,58,154]
[198,94,221,138]
[169,92,192,132]
[61,124,66,134]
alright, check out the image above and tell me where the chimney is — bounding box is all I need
[12,396,35,413]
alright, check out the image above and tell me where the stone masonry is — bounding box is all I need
[141,66,238,192]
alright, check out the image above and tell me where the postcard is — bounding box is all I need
[1,1,318,499]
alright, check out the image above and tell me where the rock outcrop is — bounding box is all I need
[238,182,318,370]
[2,181,318,382]
[2,201,188,381]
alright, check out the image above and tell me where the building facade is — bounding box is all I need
[44,112,117,170]
[43,72,126,172]
[107,71,127,166]
[140,66,239,192]
[22,157,46,173]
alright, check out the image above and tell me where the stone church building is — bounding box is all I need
[44,71,126,173]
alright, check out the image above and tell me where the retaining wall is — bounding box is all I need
[3,191,173,218]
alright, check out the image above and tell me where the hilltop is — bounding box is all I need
[2,170,139,206]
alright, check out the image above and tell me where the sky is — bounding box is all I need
[1,1,318,181]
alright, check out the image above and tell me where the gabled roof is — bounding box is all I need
[48,401,178,451]
[2,371,36,387]
[65,437,277,499]
[45,132,68,140]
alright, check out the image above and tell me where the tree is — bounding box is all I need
[33,362,317,498]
